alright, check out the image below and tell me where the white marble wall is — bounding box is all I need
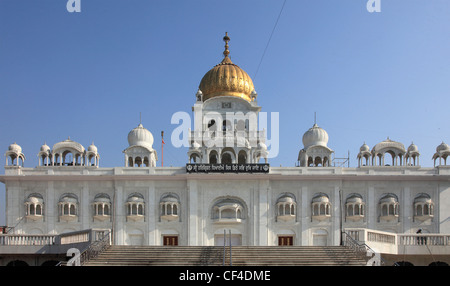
[3,166,448,246]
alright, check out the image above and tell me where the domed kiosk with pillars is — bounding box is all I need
[5,142,25,167]
[297,123,334,167]
[371,138,406,166]
[34,138,100,167]
[433,142,450,167]
[357,138,420,167]
[124,123,158,167]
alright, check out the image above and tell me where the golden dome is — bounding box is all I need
[199,33,255,102]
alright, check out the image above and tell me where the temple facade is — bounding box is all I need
[2,34,450,250]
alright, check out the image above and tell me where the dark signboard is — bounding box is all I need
[186,163,270,174]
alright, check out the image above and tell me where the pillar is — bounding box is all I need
[81,182,89,228]
[147,181,156,245]
[258,180,270,245]
[188,180,198,246]
[301,186,309,245]
[114,186,124,245]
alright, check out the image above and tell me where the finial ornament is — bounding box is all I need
[223,32,230,58]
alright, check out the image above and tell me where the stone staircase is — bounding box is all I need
[84,246,368,266]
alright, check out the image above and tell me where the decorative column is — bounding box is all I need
[187,180,198,246]
[114,186,124,245]
[333,186,341,246]
[258,180,270,246]
[81,182,89,229]
[301,186,309,246]
[147,181,156,245]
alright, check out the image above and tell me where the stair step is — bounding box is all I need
[84,246,367,266]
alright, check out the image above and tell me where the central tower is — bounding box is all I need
[188,33,268,164]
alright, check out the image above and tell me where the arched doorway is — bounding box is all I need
[6,260,28,266]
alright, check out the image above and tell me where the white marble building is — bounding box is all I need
[1,34,450,249]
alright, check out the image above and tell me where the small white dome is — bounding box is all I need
[214,198,243,209]
[40,143,50,152]
[94,193,111,203]
[360,143,370,152]
[128,124,154,149]
[414,193,432,204]
[277,194,296,204]
[312,193,330,203]
[127,193,145,203]
[59,193,78,204]
[27,193,44,204]
[160,194,179,203]
[372,138,406,153]
[53,138,85,153]
[346,194,363,204]
[380,194,398,204]
[407,142,419,153]
[8,142,22,153]
[302,124,329,149]
[88,142,98,153]
[436,142,450,152]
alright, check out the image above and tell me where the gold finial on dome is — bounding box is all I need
[223,32,230,58]
[198,33,255,102]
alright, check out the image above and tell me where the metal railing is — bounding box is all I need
[64,230,111,266]
[223,229,232,266]
[342,231,384,266]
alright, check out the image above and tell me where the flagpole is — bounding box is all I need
[161,131,164,167]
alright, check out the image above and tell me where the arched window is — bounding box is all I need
[126,193,145,222]
[222,120,232,132]
[414,193,434,221]
[345,194,365,222]
[236,119,246,131]
[59,193,78,222]
[212,198,246,224]
[312,193,331,221]
[237,150,247,164]
[160,193,180,222]
[222,153,232,164]
[93,193,111,221]
[221,148,235,164]
[209,150,219,164]
[189,153,201,163]
[379,194,399,221]
[276,193,297,222]
[25,193,44,221]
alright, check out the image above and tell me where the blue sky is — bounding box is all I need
[0,0,449,225]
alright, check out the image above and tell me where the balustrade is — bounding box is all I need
[0,234,55,245]
[399,234,450,246]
